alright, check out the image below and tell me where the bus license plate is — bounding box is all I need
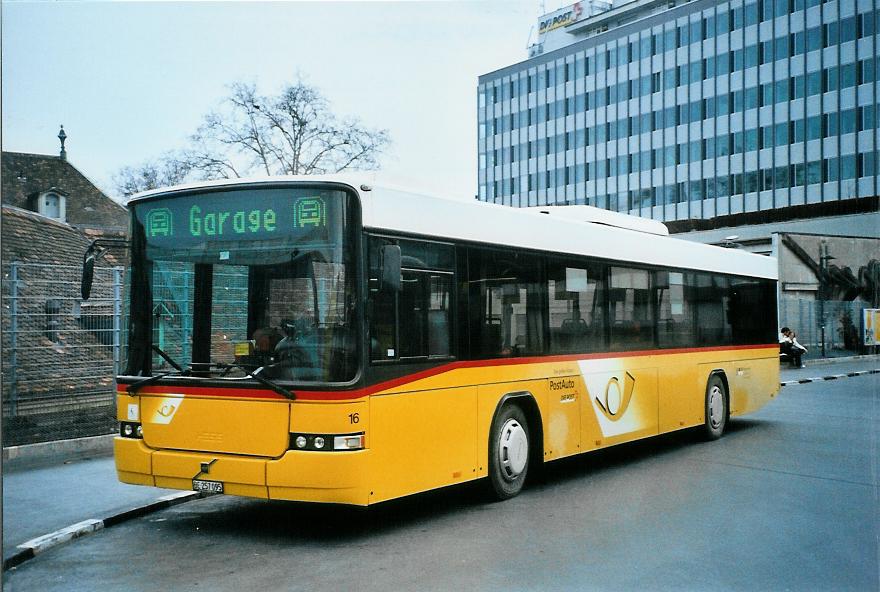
[192,479,223,494]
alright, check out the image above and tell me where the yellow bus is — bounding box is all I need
[96,177,779,505]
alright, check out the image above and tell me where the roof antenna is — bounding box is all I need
[58,125,67,161]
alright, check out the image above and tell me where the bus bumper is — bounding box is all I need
[115,437,371,506]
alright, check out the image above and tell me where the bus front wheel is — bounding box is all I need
[488,404,530,500]
[704,374,728,440]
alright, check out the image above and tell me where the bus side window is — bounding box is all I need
[727,278,775,345]
[655,271,695,348]
[398,271,452,358]
[468,247,544,358]
[547,259,606,354]
[609,266,655,350]
[368,236,454,362]
[369,237,398,361]
[693,273,732,346]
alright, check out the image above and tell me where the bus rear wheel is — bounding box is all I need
[488,404,530,500]
[704,374,728,440]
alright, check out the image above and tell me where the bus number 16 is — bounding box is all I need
[348,413,360,424]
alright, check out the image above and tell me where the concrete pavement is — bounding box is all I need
[2,354,877,572]
[778,354,880,384]
[2,455,197,569]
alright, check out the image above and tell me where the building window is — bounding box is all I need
[857,106,875,132]
[857,153,876,178]
[37,191,65,221]
[858,59,875,85]
[839,16,856,43]
[806,70,822,96]
[840,155,857,180]
[840,63,857,88]
[840,109,856,135]
[823,157,838,183]
[823,22,838,48]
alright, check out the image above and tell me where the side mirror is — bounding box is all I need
[380,245,402,293]
[81,244,97,300]
[80,237,129,301]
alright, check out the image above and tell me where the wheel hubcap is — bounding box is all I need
[498,418,528,481]
[708,386,724,429]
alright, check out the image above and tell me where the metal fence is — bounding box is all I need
[779,298,872,356]
[149,263,249,370]
[2,262,123,446]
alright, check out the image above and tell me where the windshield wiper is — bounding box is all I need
[126,346,191,395]
[249,365,296,401]
[152,345,185,372]
[214,361,296,401]
[126,360,295,401]
[127,371,181,395]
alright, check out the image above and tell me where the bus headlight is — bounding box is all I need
[289,432,364,451]
[120,422,143,439]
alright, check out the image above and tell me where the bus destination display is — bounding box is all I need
[136,189,337,248]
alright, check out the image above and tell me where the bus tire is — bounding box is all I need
[487,404,530,500]
[703,374,728,440]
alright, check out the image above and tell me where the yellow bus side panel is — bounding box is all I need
[288,400,367,435]
[658,362,705,433]
[699,356,780,417]
[369,386,478,503]
[544,376,582,459]
[580,366,659,449]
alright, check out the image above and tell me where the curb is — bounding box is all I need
[797,353,880,367]
[2,491,204,571]
[780,369,880,387]
[2,434,115,469]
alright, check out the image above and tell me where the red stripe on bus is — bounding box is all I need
[127,343,778,402]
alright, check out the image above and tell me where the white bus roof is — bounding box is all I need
[129,175,778,281]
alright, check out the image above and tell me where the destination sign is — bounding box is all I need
[135,188,343,251]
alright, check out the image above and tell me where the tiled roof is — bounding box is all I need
[1,205,125,267]
[1,151,127,232]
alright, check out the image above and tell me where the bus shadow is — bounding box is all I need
[533,418,770,490]
[171,481,487,543]
[169,419,770,543]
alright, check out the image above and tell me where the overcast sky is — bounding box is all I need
[2,1,556,201]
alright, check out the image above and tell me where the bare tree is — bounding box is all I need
[113,155,192,197]
[114,77,390,196]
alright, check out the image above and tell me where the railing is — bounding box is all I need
[779,298,872,357]
[2,262,123,446]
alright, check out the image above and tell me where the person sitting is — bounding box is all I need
[779,327,807,368]
[274,318,321,379]
[253,327,282,353]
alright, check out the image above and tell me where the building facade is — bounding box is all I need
[476,0,879,222]
[1,135,128,446]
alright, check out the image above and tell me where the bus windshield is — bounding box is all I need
[124,185,359,385]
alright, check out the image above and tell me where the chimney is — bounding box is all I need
[58,125,67,161]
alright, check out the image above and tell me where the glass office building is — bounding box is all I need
[477,0,879,222]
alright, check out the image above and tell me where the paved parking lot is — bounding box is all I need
[4,367,877,592]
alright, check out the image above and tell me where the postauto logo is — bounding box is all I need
[539,2,583,34]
